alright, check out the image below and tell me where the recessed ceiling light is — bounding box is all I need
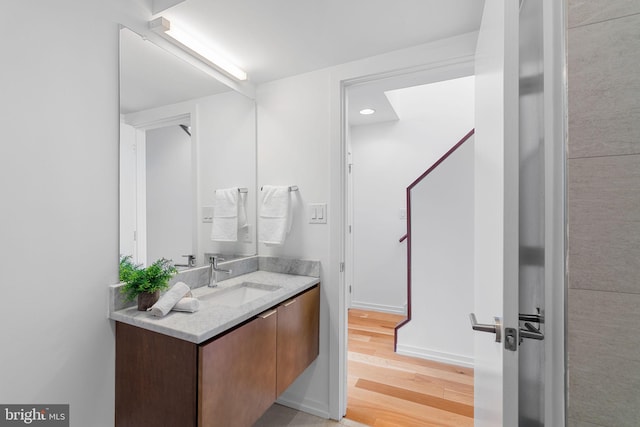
[359,108,376,115]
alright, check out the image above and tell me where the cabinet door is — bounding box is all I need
[115,322,198,427]
[198,310,277,427]
[276,285,320,396]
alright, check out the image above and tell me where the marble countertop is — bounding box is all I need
[109,270,319,344]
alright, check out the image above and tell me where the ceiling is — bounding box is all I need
[121,0,484,114]
[385,75,475,124]
[346,66,475,127]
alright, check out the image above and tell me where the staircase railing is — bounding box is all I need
[394,128,475,350]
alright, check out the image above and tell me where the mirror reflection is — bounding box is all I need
[119,27,257,268]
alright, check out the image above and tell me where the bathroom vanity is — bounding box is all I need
[110,264,320,427]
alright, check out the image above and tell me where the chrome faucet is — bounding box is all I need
[209,256,232,287]
[175,254,196,268]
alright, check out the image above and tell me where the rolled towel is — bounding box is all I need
[172,297,200,313]
[147,282,191,317]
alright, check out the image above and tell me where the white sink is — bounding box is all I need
[199,282,281,307]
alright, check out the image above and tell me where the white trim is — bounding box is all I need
[276,394,330,420]
[349,301,405,315]
[134,128,147,265]
[122,99,194,129]
[543,0,567,425]
[396,344,474,369]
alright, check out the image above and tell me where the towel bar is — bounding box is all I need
[215,188,248,193]
[260,185,298,192]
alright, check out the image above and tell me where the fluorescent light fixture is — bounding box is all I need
[359,108,376,115]
[150,17,247,81]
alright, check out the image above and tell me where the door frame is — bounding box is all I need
[329,0,566,423]
[541,0,568,424]
[120,103,198,266]
[339,55,474,418]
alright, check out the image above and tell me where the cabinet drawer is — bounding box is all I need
[115,322,198,427]
[276,285,320,396]
[198,311,277,427]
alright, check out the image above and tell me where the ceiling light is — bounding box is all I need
[149,17,247,81]
[359,108,376,115]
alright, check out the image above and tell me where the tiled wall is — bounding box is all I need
[567,2,640,426]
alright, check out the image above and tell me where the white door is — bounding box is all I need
[472,0,520,426]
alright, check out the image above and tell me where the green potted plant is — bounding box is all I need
[119,255,178,311]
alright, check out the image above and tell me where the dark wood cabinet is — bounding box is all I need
[276,285,320,396]
[199,309,277,427]
[115,322,198,427]
[115,284,319,427]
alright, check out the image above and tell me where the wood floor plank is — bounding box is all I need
[349,352,473,386]
[442,387,474,406]
[348,387,473,427]
[349,309,405,324]
[348,360,445,398]
[346,309,474,426]
[355,379,473,418]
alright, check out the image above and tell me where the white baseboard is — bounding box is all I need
[396,344,474,368]
[350,301,405,315]
[276,394,330,420]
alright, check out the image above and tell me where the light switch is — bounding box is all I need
[202,206,214,223]
[309,203,327,224]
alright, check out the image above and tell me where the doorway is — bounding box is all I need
[342,68,476,426]
[334,2,566,424]
[344,68,475,314]
[119,111,196,267]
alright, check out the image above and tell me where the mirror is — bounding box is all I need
[119,27,257,268]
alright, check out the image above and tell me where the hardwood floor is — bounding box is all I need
[345,309,474,427]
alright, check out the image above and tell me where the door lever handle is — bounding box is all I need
[469,313,502,343]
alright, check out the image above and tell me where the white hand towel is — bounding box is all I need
[147,282,191,317]
[258,185,292,245]
[171,297,200,313]
[238,192,248,229]
[211,188,239,242]
[237,191,251,242]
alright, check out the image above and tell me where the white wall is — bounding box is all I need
[396,137,475,367]
[350,91,475,313]
[146,125,193,264]
[350,121,409,314]
[0,1,148,426]
[256,32,478,418]
[198,91,256,258]
[257,70,332,416]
